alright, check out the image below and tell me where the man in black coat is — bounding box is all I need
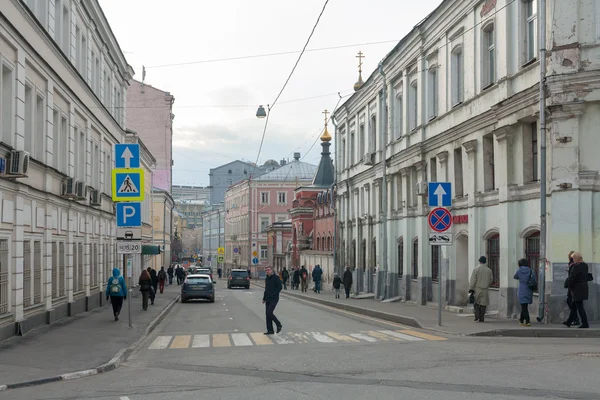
[563,252,590,328]
[343,266,353,299]
[262,266,283,335]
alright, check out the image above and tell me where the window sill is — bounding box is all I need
[521,57,538,69]
[452,101,463,109]
[482,82,495,91]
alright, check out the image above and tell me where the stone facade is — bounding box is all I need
[333,0,600,321]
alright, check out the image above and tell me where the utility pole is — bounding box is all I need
[537,0,548,323]
[378,62,389,300]
[247,178,252,277]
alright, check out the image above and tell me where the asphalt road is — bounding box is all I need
[3,284,600,400]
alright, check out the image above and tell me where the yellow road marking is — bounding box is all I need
[212,334,231,347]
[398,330,447,341]
[170,335,191,349]
[364,330,402,341]
[325,331,359,342]
[249,332,274,345]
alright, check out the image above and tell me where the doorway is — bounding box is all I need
[455,234,469,305]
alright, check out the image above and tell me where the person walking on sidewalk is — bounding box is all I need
[565,251,580,326]
[312,264,323,293]
[167,265,174,285]
[300,266,309,292]
[147,267,157,305]
[158,266,167,294]
[262,266,283,335]
[469,256,493,322]
[105,268,127,321]
[343,266,353,298]
[292,267,300,290]
[333,272,342,298]
[138,270,152,311]
[563,252,590,328]
[514,258,536,326]
[282,267,289,290]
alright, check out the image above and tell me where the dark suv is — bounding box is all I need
[181,274,215,303]
[228,269,250,289]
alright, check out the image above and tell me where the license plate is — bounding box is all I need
[190,285,207,289]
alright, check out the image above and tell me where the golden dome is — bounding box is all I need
[353,72,364,91]
[320,125,332,142]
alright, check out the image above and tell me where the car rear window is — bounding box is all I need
[197,269,211,274]
[231,271,248,277]
[187,277,211,284]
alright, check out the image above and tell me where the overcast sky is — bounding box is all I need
[99,0,442,186]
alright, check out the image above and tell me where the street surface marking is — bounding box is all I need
[231,333,253,346]
[287,332,310,343]
[311,332,336,343]
[364,330,402,341]
[349,333,377,342]
[148,336,172,349]
[398,329,447,341]
[170,335,191,349]
[120,397,130,400]
[212,333,231,347]
[325,331,360,342]
[380,330,424,341]
[272,334,294,344]
[250,332,274,345]
[192,334,210,348]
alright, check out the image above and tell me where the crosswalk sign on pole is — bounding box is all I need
[112,168,145,202]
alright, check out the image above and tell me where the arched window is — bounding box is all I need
[361,239,367,270]
[486,234,500,288]
[525,231,540,285]
[326,236,331,251]
[316,237,320,251]
[412,238,419,278]
[371,238,377,270]
[397,238,404,277]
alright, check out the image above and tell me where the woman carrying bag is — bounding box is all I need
[139,269,152,311]
[514,259,537,326]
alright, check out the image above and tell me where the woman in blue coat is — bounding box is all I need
[514,259,536,326]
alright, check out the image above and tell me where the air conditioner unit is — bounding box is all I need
[363,152,373,166]
[90,189,102,206]
[76,181,88,200]
[8,150,29,176]
[62,178,77,198]
[416,181,428,196]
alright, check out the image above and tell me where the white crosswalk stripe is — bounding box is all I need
[147,330,446,350]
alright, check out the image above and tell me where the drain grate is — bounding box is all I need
[574,352,600,357]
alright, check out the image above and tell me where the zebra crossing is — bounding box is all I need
[147,329,446,350]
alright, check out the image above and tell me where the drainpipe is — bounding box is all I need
[150,164,155,268]
[537,0,548,323]
[170,201,174,267]
[378,61,389,300]
[331,116,339,277]
[163,196,167,268]
[247,179,252,277]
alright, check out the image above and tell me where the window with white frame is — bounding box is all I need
[408,79,418,131]
[81,35,88,79]
[451,47,464,106]
[61,4,70,54]
[260,191,269,204]
[359,123,365,156]
[369,115,377,153]
[24,83,34,154]
[350,132,355,165]
[394,83,403,138]
[483,24,496,87]
[277,192,286,204]
[35,93,45,162]
[75,25,81,70]
[341,138,346,169]
[75,126,85,181]
[0,239,9,314]
[427,66,438,120]
[105,75,111,109]
[93,143,100,189]
[260,245,268,259]
[1,63,14,146]
[524,0,537,63]
[260,216,270,232]
[104,151,111,194]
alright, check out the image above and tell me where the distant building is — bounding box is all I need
[175,201,205,229]
[172,185,210,203]
[209,159,281,204]
[127,80,175,193]
[266,220,293,273]
[224,154,317,277]
[201,204,225,269]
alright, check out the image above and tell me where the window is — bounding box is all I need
[93,143,100,189]
[52,242,58,298]
[81,35,88,79]
[1,64,14,146]
[483,25,496,87]
[397,239,404,277]
[0,239,9,314]
[525,0,537,63]
[454,148,464,196]
[427,67,437,119]
[75,25,81,70]
[487,234,500,288]
[260,192,269,204]
[483,135,495,191]
[359,124,365,156]
[62,5,70,53]
[55,114,68,173]
[370,115,377,153]
[35,94,45,162]
[105,75,111,108]
[430,157,437,183]
[525,231,540,285]
[408,80,418,131]
[341,139,346,169]
[412,239,418,278]
[54,0,61,48]
[24,84,34,154]
[76,127,85,181]
[23,241,32,307]
[451,48,464,105]
[350,132,355,165]
[394,87,403,138]
[260,245,268,260]
[58,242,65,297]
[104,151,111,193]
[33,241,42,304]
[91,244,98,288]
[260,217,269,232]
[278,192,286,204]
[431,245,440,282]
[531,122,538,181]
[76,243,84,293]
[316,237,321,251]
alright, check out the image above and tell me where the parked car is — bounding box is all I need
[181,274,215,303]
[195,268,215,283]
[228,268,250,289]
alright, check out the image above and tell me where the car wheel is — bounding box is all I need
[245,285,250,289]
[209,297,215,303]
[181,297,187,303]
[227,285,231,289]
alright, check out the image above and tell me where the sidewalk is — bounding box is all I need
[0,283,180,389]
[256,282,600,338]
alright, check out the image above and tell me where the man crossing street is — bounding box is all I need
[262,266,283,335]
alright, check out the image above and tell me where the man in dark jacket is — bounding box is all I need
[343,266,353,298]
[292,267,300,290]
[262,266,283,335]
[312,265,323,293]
[167,265,174,285]
[148,267,158,305]
[563,252,590,328]
[281,267,289,290]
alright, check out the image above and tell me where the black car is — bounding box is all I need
[181,274,215,303]
[228,269,250,289]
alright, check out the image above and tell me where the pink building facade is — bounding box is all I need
[126,80,175,192]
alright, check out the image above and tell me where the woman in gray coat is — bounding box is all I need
[514,259,536,326]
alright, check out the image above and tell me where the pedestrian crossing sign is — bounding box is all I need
[112,168,145,202]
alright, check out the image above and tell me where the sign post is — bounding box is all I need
[112,143,144,329]
[428,182,453,327]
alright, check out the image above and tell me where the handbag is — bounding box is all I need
[527,269,538,291]
[588,272,594,282]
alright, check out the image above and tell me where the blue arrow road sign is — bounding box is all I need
[428,182,452,207]
[114,144,140,169]
[252,257,259,265]
[116,202,142,227]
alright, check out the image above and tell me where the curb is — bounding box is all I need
[0,294,180,391]
[254,282,423,329]
[468,328,600,338]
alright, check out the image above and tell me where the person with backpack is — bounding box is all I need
[300,266,309,292]
[514,258,537,326]
[158,266,167,294]
[139,270,152,311]
[105,268,127,321]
